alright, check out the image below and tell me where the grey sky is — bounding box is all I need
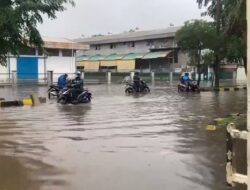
[38,0,208,39]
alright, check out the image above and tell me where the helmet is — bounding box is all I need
[184,72,189,76]
[64,73,68,78]
[76,71,81,76]
[135,72,139,76]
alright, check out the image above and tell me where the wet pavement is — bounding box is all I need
[0,84,247,190]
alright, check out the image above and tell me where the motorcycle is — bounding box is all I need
[178,81,200,93]
[125,80,150,95]
[57,85,92,104]
[48,85,60,99]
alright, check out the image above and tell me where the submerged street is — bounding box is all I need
[0,84,247,190]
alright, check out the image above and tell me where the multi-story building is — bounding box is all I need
[75,26,189,73]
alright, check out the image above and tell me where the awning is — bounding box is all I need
[122,53,144,60]
[117,60,135,71]
[104,53,124,61]
[76,55,89,62]
[89,54,105,61]
[142,51,171,59]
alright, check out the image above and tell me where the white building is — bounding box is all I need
[0,37,89,83]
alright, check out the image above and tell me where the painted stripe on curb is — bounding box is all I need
[0,101,24,107]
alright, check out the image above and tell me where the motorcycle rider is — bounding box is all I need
[57,73,68,90]
[71,71,84,101]
[180,72,192,90]
[133,72,141,92]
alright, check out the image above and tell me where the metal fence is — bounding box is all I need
[1,71,230,86]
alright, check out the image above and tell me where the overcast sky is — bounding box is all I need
[38,0,209,39]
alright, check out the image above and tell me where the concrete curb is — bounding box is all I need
[200,87,247,92]
[0,96,46,108]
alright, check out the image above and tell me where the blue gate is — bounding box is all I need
[17,57,38,80]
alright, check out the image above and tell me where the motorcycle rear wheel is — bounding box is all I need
[142,87,150,93]
[57,96,67,104]
[125,88,134,95]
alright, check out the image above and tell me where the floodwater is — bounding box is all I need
[0,84,247,190]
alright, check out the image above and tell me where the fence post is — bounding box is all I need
[81,71,85,80]
[151,71,155,84]
[107,71,111,84]
[170,72,173,83]
[12,70,17,86]
[47,70,53,86]
[130,71,135,80]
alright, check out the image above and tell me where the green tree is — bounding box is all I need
[0,0,75,66]
[197,0,247,76]
[223,0,246,73]
[176,20,217,86]
[197,0,222,87]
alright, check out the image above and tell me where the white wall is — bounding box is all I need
[46,56,76,73]
[0,65,8,82]
[9,58,17,72]
[0,58,16,82]
[46,56,76,81]
[0,56,76,82]
[237,66,247,82]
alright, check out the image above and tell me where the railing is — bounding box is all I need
[226,123,248,186]
[0,71,185,86]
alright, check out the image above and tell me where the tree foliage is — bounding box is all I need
[196,0,247,72]
[176,20,217,85]
[176,20,217,52]
[0,0,75,66]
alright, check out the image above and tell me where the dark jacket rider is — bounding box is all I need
[72,71,84,90]
[71,71,84,100]
[133,72,141,92]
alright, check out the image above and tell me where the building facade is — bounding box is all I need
[75,27,189,73]
[0,37,88,83]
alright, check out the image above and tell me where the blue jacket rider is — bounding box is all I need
[181,73,192,86]
[57,74,68,90]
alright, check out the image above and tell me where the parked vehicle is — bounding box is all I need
[125,80,150,95]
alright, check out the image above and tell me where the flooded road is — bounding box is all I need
[0,84,247,190]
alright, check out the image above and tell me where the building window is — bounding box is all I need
[45,48,59,56]
[110,44,116,49]
[19,47,36,55]
[95,45,101,50]
[77,66,85,72]
[62,49,74,57]
[38,48,44,56]
[147,40,153,46]
[128,42,135,47]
